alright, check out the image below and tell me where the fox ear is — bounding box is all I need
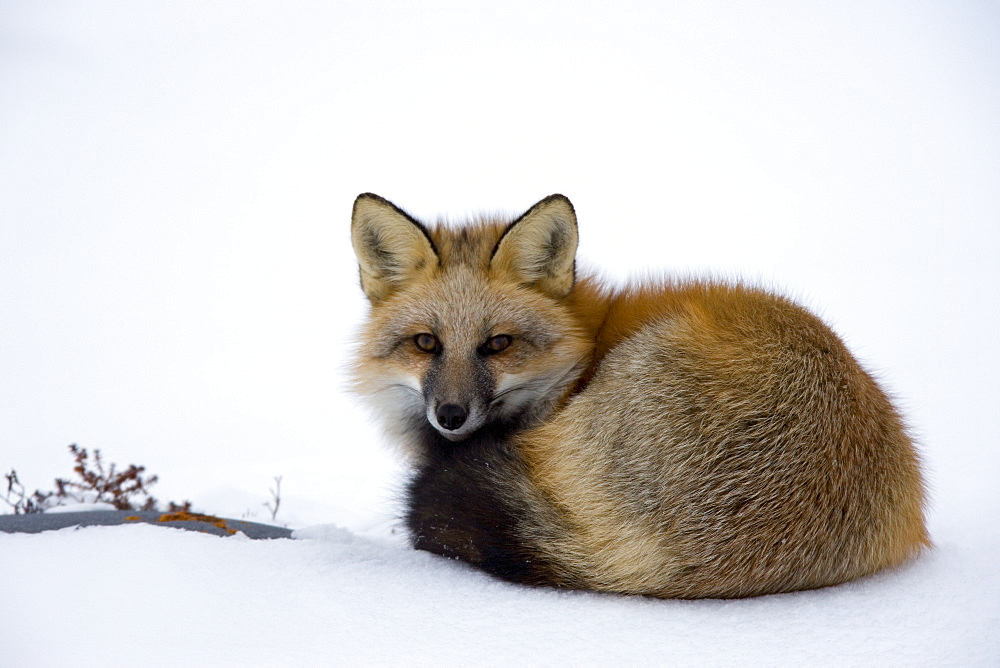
[351,193,439,304]
[491,194,578,299]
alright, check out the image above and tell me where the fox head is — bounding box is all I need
[351,193,591,455]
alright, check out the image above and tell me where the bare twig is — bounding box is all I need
[264,475,283,521]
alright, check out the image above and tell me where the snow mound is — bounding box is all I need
[1,519,996,666]
[44,502,118,513]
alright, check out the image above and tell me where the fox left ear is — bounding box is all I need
[491,194,578,299]
[351,193,439,304]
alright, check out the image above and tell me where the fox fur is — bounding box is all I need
[350,192,929,599]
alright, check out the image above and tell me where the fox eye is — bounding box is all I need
[413,333,440,353]
[483,334,513,354]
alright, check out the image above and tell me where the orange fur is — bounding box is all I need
[351,193,929,598]
[523,280,928,597]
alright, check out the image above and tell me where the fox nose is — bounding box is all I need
[436,403,468,431]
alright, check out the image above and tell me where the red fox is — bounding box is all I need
[350,193,928,598]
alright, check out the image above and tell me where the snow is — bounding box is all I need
[2,1,999,665]
[0,520,995,666]
[42,502,117,513]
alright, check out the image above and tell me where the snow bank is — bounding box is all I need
[1,518,996,666]
[44,503,117,514]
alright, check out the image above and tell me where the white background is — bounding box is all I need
[1,2,998,664]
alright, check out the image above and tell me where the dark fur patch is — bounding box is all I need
[542,226,568,276]
[405,425,560,587]
[364,229,394,270]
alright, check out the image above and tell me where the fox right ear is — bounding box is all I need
[490,194,578,299]
[351,193,439,304]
